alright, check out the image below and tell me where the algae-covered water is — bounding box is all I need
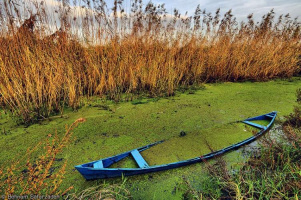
[0,78,300,199]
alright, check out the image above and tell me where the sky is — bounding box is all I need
[5,0,300,25]
[106,0,301,22]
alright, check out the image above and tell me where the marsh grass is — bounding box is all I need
[0,0,300,123]
[180,89,301,199]
[284,88,301,128]
[0,118,85,197]
[181,126,301,199]
[66,178,131,200]
[0,114,130,199]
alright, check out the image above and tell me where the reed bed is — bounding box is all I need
[0,0,300,123]
[181,89,301,199]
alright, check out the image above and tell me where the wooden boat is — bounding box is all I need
[75,111,277,180]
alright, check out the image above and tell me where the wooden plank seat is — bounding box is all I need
[93,160,104,168]
[131,149,149,168]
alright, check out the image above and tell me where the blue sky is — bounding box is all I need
[106,0,301,22]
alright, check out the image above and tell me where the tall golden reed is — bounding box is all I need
[0,0,300,123]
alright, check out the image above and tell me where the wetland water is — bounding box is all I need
[238,124,285,159]
[0,78,300,199]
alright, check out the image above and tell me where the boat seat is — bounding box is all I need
[243,120,266,129]
[93,160,104,169]
[265,114,274,118]
[131,149,149,168]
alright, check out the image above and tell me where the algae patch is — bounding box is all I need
[0,78,300,199]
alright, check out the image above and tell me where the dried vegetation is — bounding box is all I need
[0,0,300,124]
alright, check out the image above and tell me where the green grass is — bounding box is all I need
[0,78,301,199]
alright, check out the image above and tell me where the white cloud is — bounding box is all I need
[150,0,300,22]
[16,0,300,22]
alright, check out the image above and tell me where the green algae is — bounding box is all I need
[250,120,271,126]
[0,78,301,199]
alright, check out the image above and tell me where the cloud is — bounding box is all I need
[36,0,299,22]
[5,0,300,35]
[150,0,301,22]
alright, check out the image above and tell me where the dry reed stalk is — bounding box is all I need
[0,1,300,123]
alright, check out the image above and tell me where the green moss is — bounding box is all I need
[0,78,300,199]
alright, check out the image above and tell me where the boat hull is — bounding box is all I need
[75,111,277,180]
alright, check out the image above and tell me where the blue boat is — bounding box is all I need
[75,111,277,180]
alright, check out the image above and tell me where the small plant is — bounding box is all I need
[0,118,86,198]
[66,178,131,200]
